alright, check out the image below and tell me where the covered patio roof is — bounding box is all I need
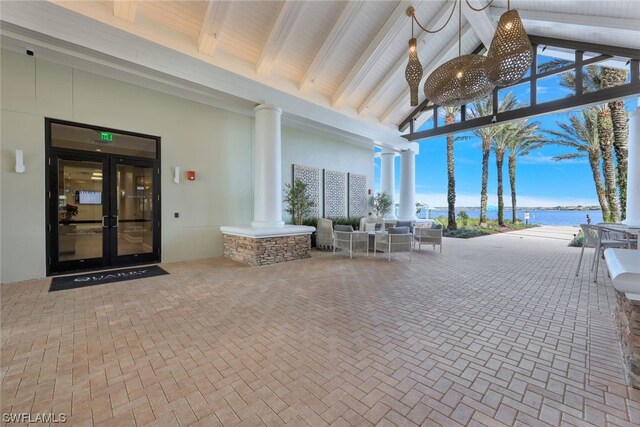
[2,1,639,149]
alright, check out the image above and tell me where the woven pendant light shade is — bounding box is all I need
[405,38,423,107]
[424,54,495,106]
[486,10,533,86]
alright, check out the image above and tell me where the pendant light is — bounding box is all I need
[486,0,533,86]
[405,7,423,107]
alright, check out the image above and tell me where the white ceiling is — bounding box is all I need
[1,0,639,150]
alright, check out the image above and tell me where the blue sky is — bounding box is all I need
[374,62,637,208]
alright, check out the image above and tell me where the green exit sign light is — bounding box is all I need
[100,132,113,141]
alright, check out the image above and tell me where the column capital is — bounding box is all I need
[254,104,282,114]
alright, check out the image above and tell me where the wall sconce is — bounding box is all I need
[15,150,25,173]
[173,167,180,184]
[186,170,196,181]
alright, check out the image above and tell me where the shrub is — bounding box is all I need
[369,192,393,218]
[569,232,585,247]
[444,228,493,238]
[302,217,318,228]
[330,216,361,230]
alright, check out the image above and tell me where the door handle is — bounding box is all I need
[102,215,109,228]
[113,216,119,228]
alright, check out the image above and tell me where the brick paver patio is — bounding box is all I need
[2,228,639,426]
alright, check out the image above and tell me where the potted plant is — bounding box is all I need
[369,192,393,218]
[283,179,315,225]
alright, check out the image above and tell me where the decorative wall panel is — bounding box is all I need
[293,164,321,218]
[348,173,367,218]
[324,169,347,218]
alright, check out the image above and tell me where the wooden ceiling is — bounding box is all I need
[2,1,639,148]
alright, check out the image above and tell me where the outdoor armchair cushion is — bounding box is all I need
[431,222,443,229]
[334,225,354,232]
[387,226,410,234]
[395,221,414,233]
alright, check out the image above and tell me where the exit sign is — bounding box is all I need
[100,132,113,141]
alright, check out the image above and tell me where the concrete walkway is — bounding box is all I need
[501,225,580,241]
[2,230,637,426]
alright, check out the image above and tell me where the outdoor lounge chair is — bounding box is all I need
[360,216,384,232]
[592,224,635,282]
[575,224,599,277]
[316,218,333,250]
[374,226,412,261]
[333,225,368,259]
[413,223,443,252]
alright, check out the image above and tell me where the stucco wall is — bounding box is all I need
[0,50,374,283]
[281,127,374,222]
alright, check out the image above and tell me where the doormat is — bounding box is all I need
[50,265,168,292]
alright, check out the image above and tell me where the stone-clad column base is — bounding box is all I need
[223,234,310,266]
[615,289,640,389]
[220,225,315,266]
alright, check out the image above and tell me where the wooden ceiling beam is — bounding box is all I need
[198,0,231,56]
[357,1,456,116]
[299,1,366,93]
[113,0,137,23]
[462,0,495,49]
[257,1,305,77]
[491,7,640,38]
[331,1,411,109]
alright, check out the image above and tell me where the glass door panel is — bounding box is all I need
[57,159,105,262]
[116,164,154,256]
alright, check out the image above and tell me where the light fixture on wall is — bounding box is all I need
[407,0,532,107]
[15,149,25,173]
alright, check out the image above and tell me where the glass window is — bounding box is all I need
[51,123,157,159]
[537,45,574,74]
[537,70,575,103]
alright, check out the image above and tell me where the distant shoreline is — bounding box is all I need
[430,207,601,211]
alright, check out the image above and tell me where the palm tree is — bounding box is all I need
[538,62,626,221]
[602,67,629,219]
[597,106,620,222]
[545,109,610,219]
[443,106,458,230]
[492,123,518,226]
[469,93,518,225]
[506,121,544,223]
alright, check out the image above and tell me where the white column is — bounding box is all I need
[624,108,640,228]
[251,104,284,228]
[380,148,397,219]
[398,148,417,221]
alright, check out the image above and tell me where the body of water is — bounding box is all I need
[424,209,602,226]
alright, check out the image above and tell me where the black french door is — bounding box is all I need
[48,151,160,274]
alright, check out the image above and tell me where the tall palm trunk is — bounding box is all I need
[597,110,620,222]
[602,68,629,220]
[446,114,457,230]
[588,152,610,220]
[496,148,505,226]
[509,153,517,223]
[480,135,491,225]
